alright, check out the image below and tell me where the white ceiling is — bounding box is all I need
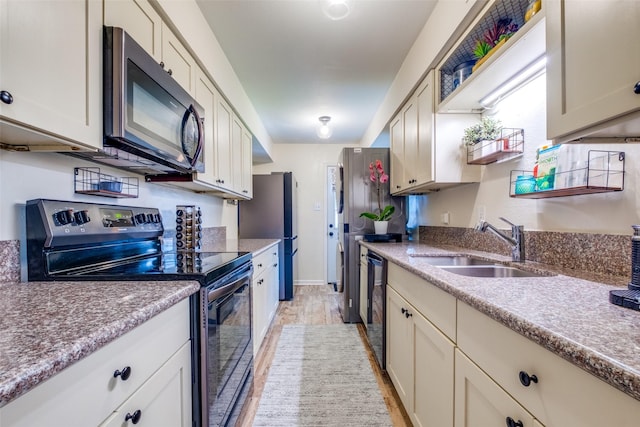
[195,0,437,155]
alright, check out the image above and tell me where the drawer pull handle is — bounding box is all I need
[113,366,132,381]
[518,370,538,387]
[506,417,523,427]
[125,409,142,424]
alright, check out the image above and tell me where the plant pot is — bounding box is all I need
[472,38,507,72]
[374,221,389,235]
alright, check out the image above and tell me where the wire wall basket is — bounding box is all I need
[466,128,524,165]
[74,167,139,198]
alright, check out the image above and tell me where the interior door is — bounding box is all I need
[326,165,338,285]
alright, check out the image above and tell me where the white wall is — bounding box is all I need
[418,73,640,235]
[252,143,359,284]
[0,151,237,240]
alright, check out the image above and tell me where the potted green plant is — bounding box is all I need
[360,159,394,234]
[472,18,519,71]
[463,117,503,160]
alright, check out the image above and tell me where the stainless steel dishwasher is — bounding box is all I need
[365,250,387,370]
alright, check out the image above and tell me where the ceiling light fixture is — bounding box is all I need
[322,0,351,20]
[316,116,333,139]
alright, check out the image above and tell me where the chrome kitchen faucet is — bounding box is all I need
[475,217,525,262]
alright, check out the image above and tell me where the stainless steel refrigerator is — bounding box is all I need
[238,172,298,300]
[336,148,405,323]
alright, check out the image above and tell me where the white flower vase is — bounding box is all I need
[374,220,389,235]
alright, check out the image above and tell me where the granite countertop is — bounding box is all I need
[0,280,200,407]
[360,241,640,402]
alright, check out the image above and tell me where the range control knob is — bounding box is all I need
[134,213,147,224]
[153,213,162,223]
[146,213,154,223]
[54,210,74,225]
[74,210,90,225]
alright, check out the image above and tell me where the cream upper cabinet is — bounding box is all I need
[105,0,195,96]
[240,125,253,198]
[546,0,640,142]
[231,114,244,193]
[215,95,234,191]
[390,70,480,195]
[0,0,102,151]
[193,67,218,187]
[389,113,405,194]
[160,23,197,96]
[104,0,162,61]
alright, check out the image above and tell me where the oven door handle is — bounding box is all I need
[207,277,249,303]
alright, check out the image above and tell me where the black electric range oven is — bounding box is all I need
[26,199,253,427]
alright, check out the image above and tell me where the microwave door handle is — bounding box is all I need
[181,105,204,167]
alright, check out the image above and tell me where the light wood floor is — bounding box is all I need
[236,284,412,426]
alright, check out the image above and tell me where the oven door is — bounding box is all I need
[200,264,253,427]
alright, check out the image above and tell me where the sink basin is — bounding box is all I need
[439,265,547,278]
[409,255,497,266]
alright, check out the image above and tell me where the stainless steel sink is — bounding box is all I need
[408,255,497,266]
[439,265,547,278]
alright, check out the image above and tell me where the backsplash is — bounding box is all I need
[0,241,20,284]
[419,226,631,279]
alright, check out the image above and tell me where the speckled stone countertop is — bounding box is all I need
[360,241,640,402]
[0,280,200,407]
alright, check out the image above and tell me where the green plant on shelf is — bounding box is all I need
[462,117,503,147]
[473,18,519,60]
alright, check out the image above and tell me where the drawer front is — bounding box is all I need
[457,302,640,427]
[388,262,456,341]
[252,249,271,279]
[1,300,190,427]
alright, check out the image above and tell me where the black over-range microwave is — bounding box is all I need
[102,26,204,174]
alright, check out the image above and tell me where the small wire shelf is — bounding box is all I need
[509,150,625,199]
[467,128,524,165]
[74,167,139,198]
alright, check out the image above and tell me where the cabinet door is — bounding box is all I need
[241,126,253,198]
[252,273,267,356]
[546,0,640,140]
[231,114,244,194]
[402,97,418,188]
[161,23,196,96]
[386,286,413,412]
[104,0,162,61]
[415,72,435,185]
[100,342,192,427]
[268,248,280,319]
[413,309,454,427]
[0,0,101,149]
[389,113,405,194]
[455,350,535,427]
[215,96,233,191]
[193,67,218,187]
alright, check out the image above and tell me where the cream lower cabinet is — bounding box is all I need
[386,263,456,427]
[455,349,537,427]
[0,0,102,151]
[457,301,640,427]
[0,300,191,427]
[252,244,280,356]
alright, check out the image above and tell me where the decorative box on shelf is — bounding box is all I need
[74,167,139,198]
[509,150,625,199]
[467,128,524,165]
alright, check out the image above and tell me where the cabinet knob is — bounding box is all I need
[125,409,142,424]
[518,370,538,387]
[159,61,165,69]
[0,90,13,104]
[167,69,173,76]
[114,366,132,381]
[635,81,640,94]
[505,416,523,427]
[401,307,412,318]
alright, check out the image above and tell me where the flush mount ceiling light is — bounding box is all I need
[322,0,351,20]
[316,116,333,139]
